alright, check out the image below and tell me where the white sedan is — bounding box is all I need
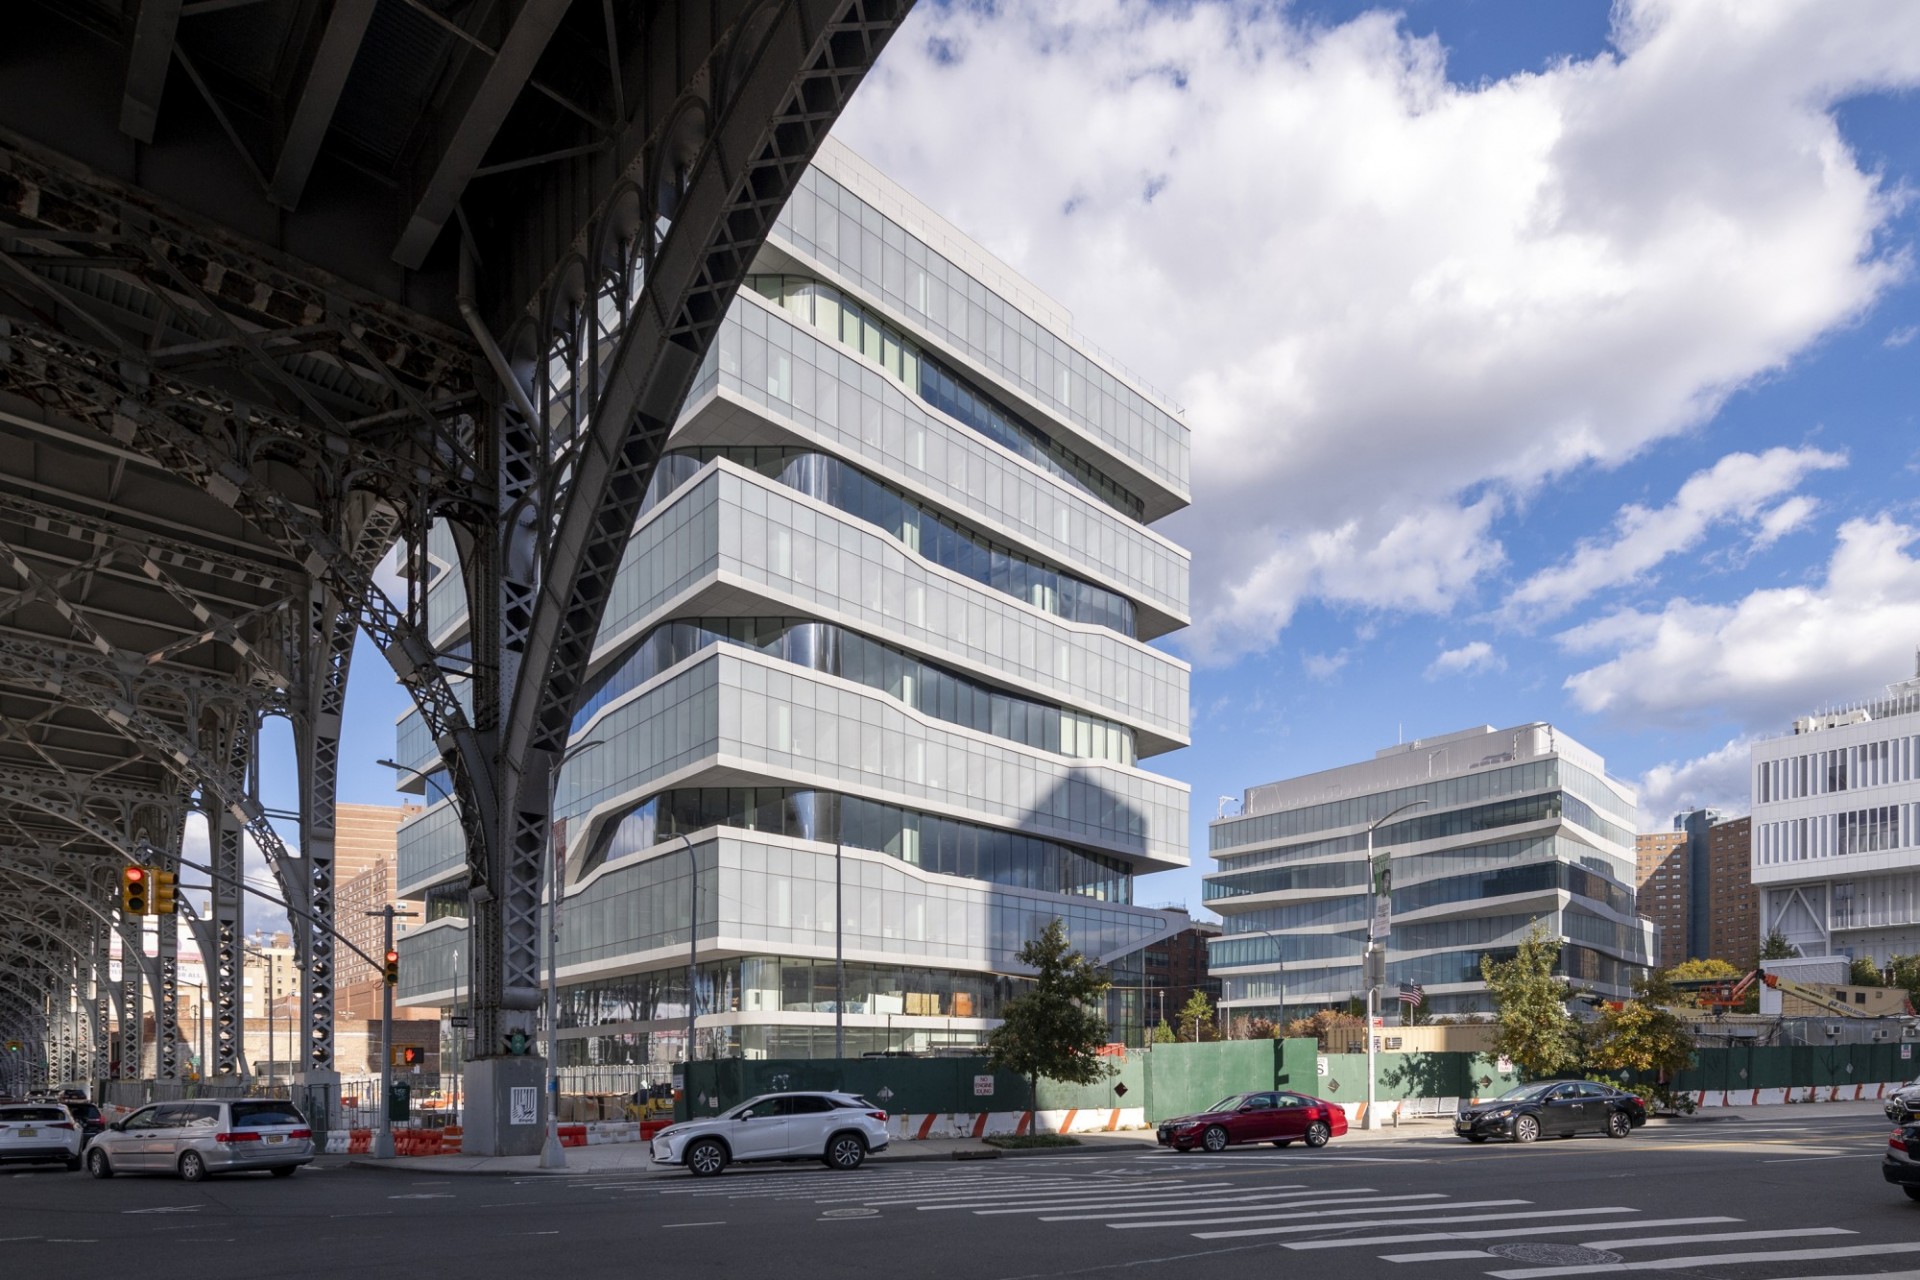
[650,1091,889,1176]
[0,1103,83,1171]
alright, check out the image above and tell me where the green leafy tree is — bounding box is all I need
[1889,956,1920,1011]
[1665,958,1741,982]
[986,918,1113,1131]
[1178,989,1217,1042]
[1585,970,1694,1080]
[1481,921,1581,1079]
[1851,955,1886,986]
[1150,1019,1176,1044]
[1759,930,1799,962]
[1282,1009,1366,1051]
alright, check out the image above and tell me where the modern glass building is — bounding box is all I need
[390,139,1193,1071]
[1752,665,1920,964]
[1208,723,1652,1019]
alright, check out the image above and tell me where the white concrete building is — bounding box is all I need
[1208,723,1652,1018]
[1753,664,1920,964]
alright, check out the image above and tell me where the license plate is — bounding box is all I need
[1454,1121,1471,1131]
[18,1127,35,1137]
[265,1134,284,1144]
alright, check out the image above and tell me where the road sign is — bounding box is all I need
[973,1075,994,1096]
[449,1015,469,1028]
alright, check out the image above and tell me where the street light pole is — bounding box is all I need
[1363,799,1427,1131]
[451,946,461,1126]
[541,739,603,1172]
[369,902,418,1159]
[834,841,844,1062]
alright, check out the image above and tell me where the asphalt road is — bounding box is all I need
[3,1111,1917,1280]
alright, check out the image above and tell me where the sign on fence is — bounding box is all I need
[973,1075,994,1097]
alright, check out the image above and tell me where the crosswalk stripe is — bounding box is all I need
[1194,1206,1634,1240]
[1107,1197,1519,1230]
[1048,1192,1446,1224]
[1589,1228,1855,1250]
[1280,1218,1740,1250]
[1379,1230,1857,1265]
[967,1187,1344,1216]
[1755,1271,1920,1280]
[1485,1241,1920,1279]
[872,1181,1240,1208]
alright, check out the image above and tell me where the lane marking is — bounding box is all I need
[1106,1196,1521,1230]
[1487,1242,1920,1278]
[123,1206,201,1215]
[662,1222,726,1229]
[1591,1228,1855,1249]
[1384,1249,1492,1262]
[1195,1207,1636,1240]
[1282,1218,1741,1250]
[969,1188,1345,1216]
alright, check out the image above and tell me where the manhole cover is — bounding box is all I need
[1487,1244,1622,1265]
[820,1208,878,1219]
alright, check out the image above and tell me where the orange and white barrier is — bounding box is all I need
[1693,1079,1909,1108]
[886,1108,1147,1140]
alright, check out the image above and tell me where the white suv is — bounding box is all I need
[650,1091,889,1177]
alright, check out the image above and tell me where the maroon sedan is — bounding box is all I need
[1156,1091,1349,1152]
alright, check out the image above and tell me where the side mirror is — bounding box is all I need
[108,1121,124,1132]
[738,1110,754,1121]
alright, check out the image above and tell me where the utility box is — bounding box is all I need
[388,1081,411,1124]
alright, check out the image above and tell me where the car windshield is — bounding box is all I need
[1492,1082,1561,1102]
[1206,1095,1254,1113]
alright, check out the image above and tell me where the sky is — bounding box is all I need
[240,0,1920,936]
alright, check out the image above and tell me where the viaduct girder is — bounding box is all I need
[0,0,910,1139]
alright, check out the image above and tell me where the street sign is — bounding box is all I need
[1113,1082,1128,1098]
[973,1075,994,1096]
[876,1086,894,1102]
[449,1015,469,1028]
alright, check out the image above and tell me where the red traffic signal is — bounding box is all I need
[121,865,149,915]
[383,949,400,986]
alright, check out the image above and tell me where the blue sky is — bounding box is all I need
[268,0,1920,938]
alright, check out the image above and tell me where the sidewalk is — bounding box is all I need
[330,1097,1897,1177]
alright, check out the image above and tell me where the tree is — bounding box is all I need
[1586,970,1694,1080]
[1851,955,1886,986]
[1759,930,1799,962]
[1481,921,1581,1079]
[986,919,1113,1131]
[1666,958,1741,982]
[1282,1009,1366,1051]
[1178,989,1217,1042]
[1150,1019,1176,1045]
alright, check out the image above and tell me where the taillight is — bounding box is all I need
[1893,1130,1908,1152]
[50,1122,73,1130]
[213,1132,261,1143]
[1629,1097,1644,1109]
[289,1128,312,1140]
[867,1111,887,1122]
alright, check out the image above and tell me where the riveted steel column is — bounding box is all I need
[117,907,142,1078]
[209,719,248,1076]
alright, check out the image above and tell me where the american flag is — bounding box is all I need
[1397,981,1424,1008]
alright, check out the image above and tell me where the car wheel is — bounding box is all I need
[179,1150,208,1183]
[685,1138,728,1178]
[824,1133,867,1171]
[1201,1125,1229,1153]
[1270,1140,1293,1148]
[1465,1134,1488,1144]
[270,1165,296,1178]
[1304,1121,1332,1148]
[1906,1186,1920,1203]
[86,1148,112,1179]
[1513,1115,1540,1144]
[1606,1110,1631,1139]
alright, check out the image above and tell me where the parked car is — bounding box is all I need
[1455,1080,1646,1143]
[0,1103,84,1170]
[649,1091,889,1177]
[85,1098,313,1181]
[1885,1120,1920,1201]
[1157,1091,1348,1152]
[1885,1080,1920,1124]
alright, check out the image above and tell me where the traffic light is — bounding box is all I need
[383,949,399,987]
[399,1046,423,1067]
[150,868,177,916]
[121,865,148,915]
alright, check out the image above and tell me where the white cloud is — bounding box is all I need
[1425,640,1504,679]
[1505,446,1846,618]
[837,0,1920,662]
[1562,515,1920,725]
[1887,324,1918,348]
[1302,650,1350,680]
[1635,738,1755,829]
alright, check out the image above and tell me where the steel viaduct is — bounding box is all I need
[0,0,907,1150]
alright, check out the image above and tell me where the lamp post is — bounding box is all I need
[673,832,697,1069]
[369,902,419,1159]
[1363,799,1427,1130]
[541,739,604,1171]
[450,946,461,1125]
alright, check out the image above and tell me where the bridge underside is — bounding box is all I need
[0,0,905,1141]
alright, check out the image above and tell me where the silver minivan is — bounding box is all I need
[86,1099,314,1181]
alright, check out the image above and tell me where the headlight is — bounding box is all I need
[1484,1108,1512,1119]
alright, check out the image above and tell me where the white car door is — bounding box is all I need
[783,1095,837,1157]
[728,1095,792,1159]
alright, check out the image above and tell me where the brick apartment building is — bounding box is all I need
[1635,830,1689,970]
